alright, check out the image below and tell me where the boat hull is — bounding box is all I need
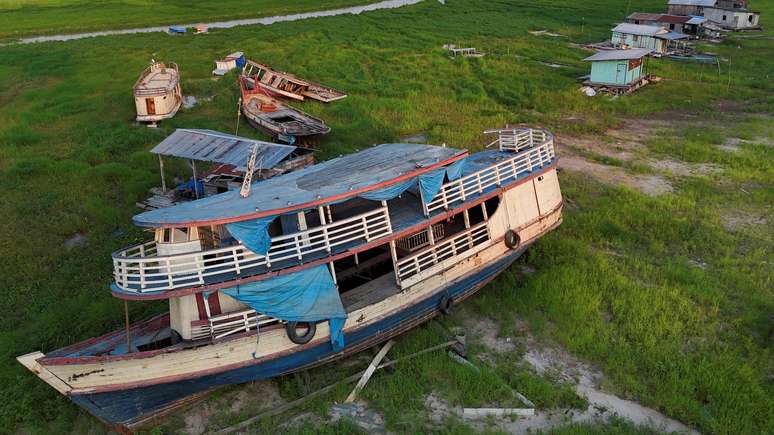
[69,244,529,427]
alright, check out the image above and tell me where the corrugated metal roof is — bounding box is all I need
[583,48,653,62]
[658,14,691,23]
[150,129,297,171]
[659,31,690,40]
[612,23,666,36]
[686,16,706,24]
[627,12,663,21]
[134,143,466,227]
[667,0,716,6]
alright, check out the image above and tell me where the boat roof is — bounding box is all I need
[627,12,664,21]
[150,129,297,171]
[584,48,653,61]
[133,143,466,227]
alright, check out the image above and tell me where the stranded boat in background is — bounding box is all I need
[18,128,563,428]
[133,61,182,126]
[239,74,330,142]
[243,60,347,102]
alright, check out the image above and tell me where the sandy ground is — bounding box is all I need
[446,317,699,434]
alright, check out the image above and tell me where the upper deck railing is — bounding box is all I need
[424,128,555,214]
[112,207,392,293]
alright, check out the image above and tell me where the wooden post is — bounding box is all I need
[345,340,394,403]
[158,155,167,193]
[124,300,132,353]
[191,160,200,199]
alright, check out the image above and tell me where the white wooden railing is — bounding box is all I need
[396,222,491,288]
[485,127,551,153]
[190,309,278,341]
[113,207,392,293]
[425,129,555,214]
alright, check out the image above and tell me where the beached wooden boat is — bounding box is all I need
[243,60,347,103]
[239,74,330,140]
[18,128,562,428]
[133,61,182,124]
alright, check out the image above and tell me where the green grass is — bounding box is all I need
[0,0,772,433]
[0,0,374,40]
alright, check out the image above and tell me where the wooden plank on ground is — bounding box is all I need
[345,339,394,403]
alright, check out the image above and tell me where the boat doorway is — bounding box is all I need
[145,98,156,115]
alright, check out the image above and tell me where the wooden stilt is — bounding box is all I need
[190,159,200,199]
[158,155,167,193]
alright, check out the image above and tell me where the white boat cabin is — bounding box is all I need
[133,61,182,124]
[111,130,561,345]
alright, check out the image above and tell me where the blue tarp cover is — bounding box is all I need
[358,177,416,202]
[418,168,446,204]
[445,157,467,181]
[225,216,276,256]
[221,265,347,349]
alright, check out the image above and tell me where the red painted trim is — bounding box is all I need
[113,164,557,301]
[46,204,563,370]
[147,151,469,229]
[194,294,207,320]
[208,292,222,316]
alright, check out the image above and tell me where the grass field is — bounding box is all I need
[0,0,772,433]
[0,0,373,40]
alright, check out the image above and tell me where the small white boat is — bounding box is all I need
[133,61,182,124]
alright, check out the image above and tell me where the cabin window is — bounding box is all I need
[162,228,172,243]
[172,227,189,243]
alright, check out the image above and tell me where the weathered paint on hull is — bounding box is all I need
[70,245,529,426]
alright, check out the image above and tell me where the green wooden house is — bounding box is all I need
[583,48,652,87]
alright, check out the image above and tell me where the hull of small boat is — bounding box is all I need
[58,243,532,427]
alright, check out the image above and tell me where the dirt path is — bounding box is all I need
[456,316,699,434]
[10,0,425,45]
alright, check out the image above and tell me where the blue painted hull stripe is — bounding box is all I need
[71,246,526,425]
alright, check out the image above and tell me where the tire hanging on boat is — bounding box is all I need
[504,229,520,249]
[439,294,453,315]
[286,321,316,344]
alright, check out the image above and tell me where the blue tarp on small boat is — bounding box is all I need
[169,26,187,34]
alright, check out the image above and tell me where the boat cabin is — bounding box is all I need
[133,61,182,125]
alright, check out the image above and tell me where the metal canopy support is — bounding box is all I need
[190,159,200,199]
[158,155,167,193]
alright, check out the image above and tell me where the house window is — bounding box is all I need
[722,15,727,21]
[669,24,675,30]
[748,15,753,23]
[632,35,639,42]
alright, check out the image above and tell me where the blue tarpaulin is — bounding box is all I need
[418,168,446,204]
[445,157,467,181]
[220,265,347,349]
[358,177,416,202]
[226,215,276,255]
[175,177,204,195]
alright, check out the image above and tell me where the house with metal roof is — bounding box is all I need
[625,13,706,37]
[703,5,760,29]
[667,0,718,16]
[583,49,653,94]
[611,23,688,54]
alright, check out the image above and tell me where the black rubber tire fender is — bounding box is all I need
[504,229,520,249]
[439,294,453,315]
[285,321,317,345]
